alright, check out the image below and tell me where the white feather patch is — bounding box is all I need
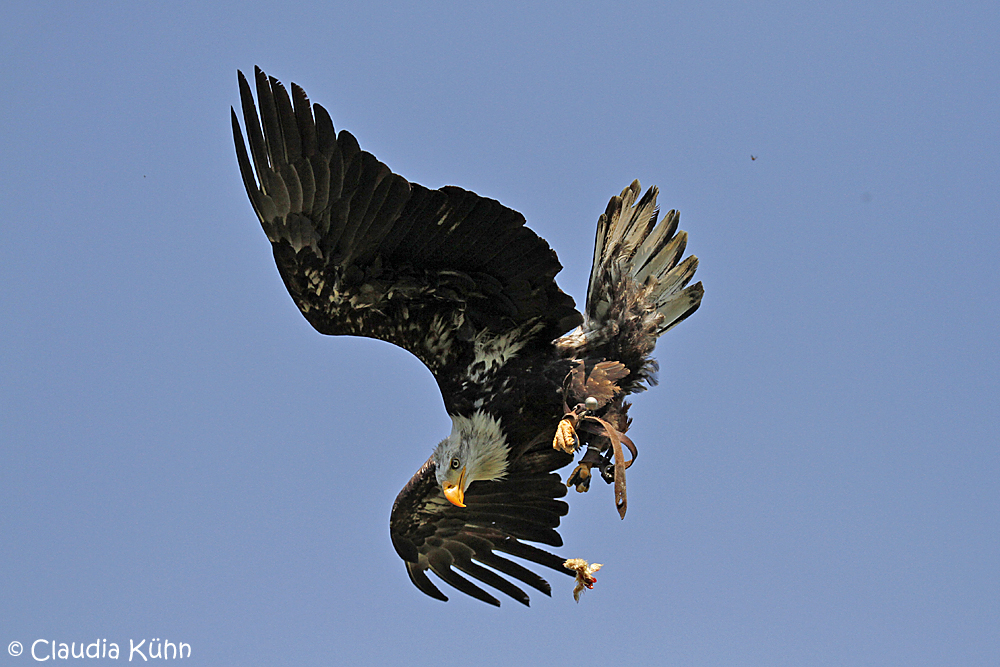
[465,323,540,383]
[433,410,509,485]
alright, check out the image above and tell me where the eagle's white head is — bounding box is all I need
[432,410,509,507]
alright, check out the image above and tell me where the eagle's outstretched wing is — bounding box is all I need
[390,436,574,606]
[234,68,584,605]
[232,67,582,407]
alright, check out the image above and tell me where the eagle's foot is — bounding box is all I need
[552,416,580,453]
[566,461,593,492]
[565,417,638,519]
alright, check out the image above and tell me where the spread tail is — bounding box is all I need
[557,180,703,391]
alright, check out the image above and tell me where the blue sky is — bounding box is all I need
[2,1,997,665]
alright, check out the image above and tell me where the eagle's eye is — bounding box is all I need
[450,457,461,470]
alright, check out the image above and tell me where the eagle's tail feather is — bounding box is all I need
[556,180,703,391]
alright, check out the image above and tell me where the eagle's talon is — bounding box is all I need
[566,462,593,492]
[552,417,579,453]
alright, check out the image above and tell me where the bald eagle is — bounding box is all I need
[232,67,703,606]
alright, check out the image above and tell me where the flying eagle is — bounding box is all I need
[232,67,703,606]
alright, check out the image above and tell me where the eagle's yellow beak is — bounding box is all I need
[442,467,467,507]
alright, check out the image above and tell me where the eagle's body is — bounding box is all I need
[232,67,703,606]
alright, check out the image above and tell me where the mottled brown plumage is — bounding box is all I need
[233,67,703,606]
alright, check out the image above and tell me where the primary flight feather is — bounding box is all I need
[232,67,703,606]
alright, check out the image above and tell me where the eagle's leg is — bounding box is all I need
[569,417,638,519]
[566,444,605,492]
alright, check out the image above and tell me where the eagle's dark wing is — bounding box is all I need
[390,437,574,606]
[232,67,582,404]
